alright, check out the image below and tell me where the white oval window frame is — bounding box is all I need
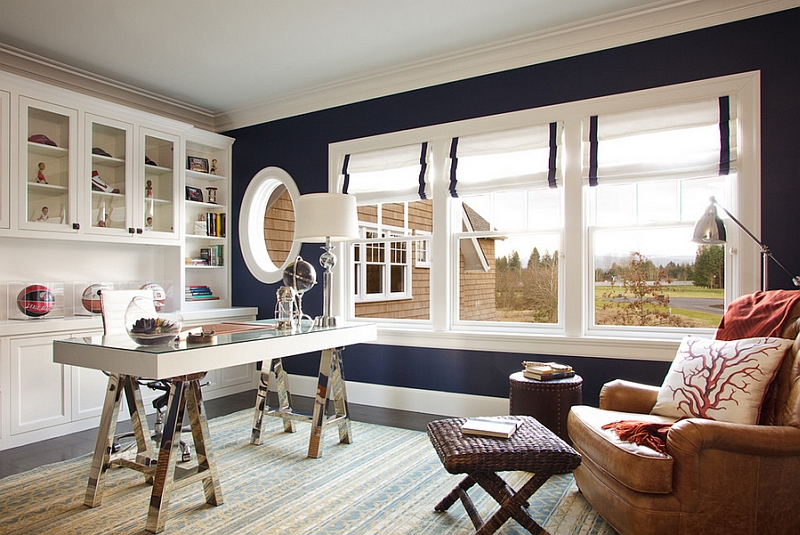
[239,166,302,283]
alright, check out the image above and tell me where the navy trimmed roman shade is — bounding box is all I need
[584,96,736,186]
[448,122,562,197]
[341,143,429,204]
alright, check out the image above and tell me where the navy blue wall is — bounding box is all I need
[225,9,800,407]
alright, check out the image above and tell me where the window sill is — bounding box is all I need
[364,324,686,362]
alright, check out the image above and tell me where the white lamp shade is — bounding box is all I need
[294,193,360,243]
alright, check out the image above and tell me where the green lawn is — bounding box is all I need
[594,284,723,328]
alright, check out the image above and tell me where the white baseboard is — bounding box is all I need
[288,374,509,418]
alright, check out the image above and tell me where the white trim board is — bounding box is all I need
[289,374,509,418]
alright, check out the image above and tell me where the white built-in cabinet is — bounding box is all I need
[0,312,259,450]
[0,71,257,451]
[183,132,233,309]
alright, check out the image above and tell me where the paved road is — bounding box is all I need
[667,297,724,315]
[604,296,724,315]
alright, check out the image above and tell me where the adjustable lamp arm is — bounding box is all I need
[709,197,800,288]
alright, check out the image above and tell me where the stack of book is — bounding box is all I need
[522,361,575,381]
[185,285,219,301]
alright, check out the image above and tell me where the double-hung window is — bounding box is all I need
[342,143,433,320]
[585,96,735,332]
[327,73,760,358]
[448,123,563,326]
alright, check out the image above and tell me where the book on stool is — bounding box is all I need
[461,417,519,438]
[522,360,575,381]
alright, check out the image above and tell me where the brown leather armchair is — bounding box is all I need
[568,318,800,534]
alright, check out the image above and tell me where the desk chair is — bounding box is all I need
[99,289,191,462]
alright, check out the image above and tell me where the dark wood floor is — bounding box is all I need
[0,389,446,479]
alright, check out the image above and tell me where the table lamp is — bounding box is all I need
[294,193,359,327]
[692,196,800,290]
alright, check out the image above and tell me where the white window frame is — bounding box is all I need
[414,230,431,268]
[327,72,761,362]
[354,223,413,302]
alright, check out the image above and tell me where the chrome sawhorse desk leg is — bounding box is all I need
[83,372,222,533]
[251,347,352,458]
[85,373,156,507]
[145,374,223,533]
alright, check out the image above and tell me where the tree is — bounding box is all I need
[522,249,559,322]
[693,245,724,288]
[598,251,683,327]
[496,256,508,270]
[507,250,521,270]
[528,247,541,269]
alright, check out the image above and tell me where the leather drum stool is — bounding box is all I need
[508,371,582,444]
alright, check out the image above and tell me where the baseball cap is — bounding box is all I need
[28,134,57,147]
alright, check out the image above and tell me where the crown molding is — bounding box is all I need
[1,0,796,133]
[216,0,797,132]
[0,43,217,131]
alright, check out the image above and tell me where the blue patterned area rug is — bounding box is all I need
[0,410,616,534]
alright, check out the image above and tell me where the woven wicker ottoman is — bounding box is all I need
[427,416,581,535]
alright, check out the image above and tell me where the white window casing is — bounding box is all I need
[327,72,761,362]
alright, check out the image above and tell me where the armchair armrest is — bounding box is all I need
[668,418,800,457]
[666,419,800,511]
[598,379,659,413]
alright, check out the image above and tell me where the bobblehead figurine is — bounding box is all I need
[37,162,47,183]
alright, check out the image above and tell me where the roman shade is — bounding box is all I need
[584,96,736,186]
[342,143,429,204]
[448,122,561,197]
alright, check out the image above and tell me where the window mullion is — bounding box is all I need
[563,116,584,337]
[430,138,451,331]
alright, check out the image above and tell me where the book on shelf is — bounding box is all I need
[199,244,224,266]
[185,285,219,301]
[205,212,226,237]
[521,361,575,381]
[461,418,519,439]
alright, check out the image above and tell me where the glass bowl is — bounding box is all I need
[124,296,183,346]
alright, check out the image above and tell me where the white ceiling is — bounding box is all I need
[0,0,795,130]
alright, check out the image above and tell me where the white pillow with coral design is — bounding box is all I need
[651,335,792,425]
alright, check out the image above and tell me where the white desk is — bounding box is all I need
[53,320,376,533]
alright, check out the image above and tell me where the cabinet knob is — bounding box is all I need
[136,228,143,234]
[72,223,80,230]
[128,227,135,234]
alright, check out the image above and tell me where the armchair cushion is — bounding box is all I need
[569,406,675,494]
[650,336,793,425]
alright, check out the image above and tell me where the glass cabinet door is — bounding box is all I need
[141,128,179,239]
[19,97,78,232]
[85,114,133,236]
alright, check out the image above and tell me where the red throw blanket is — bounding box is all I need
[602,420,674,454]
[715,290,800,341]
